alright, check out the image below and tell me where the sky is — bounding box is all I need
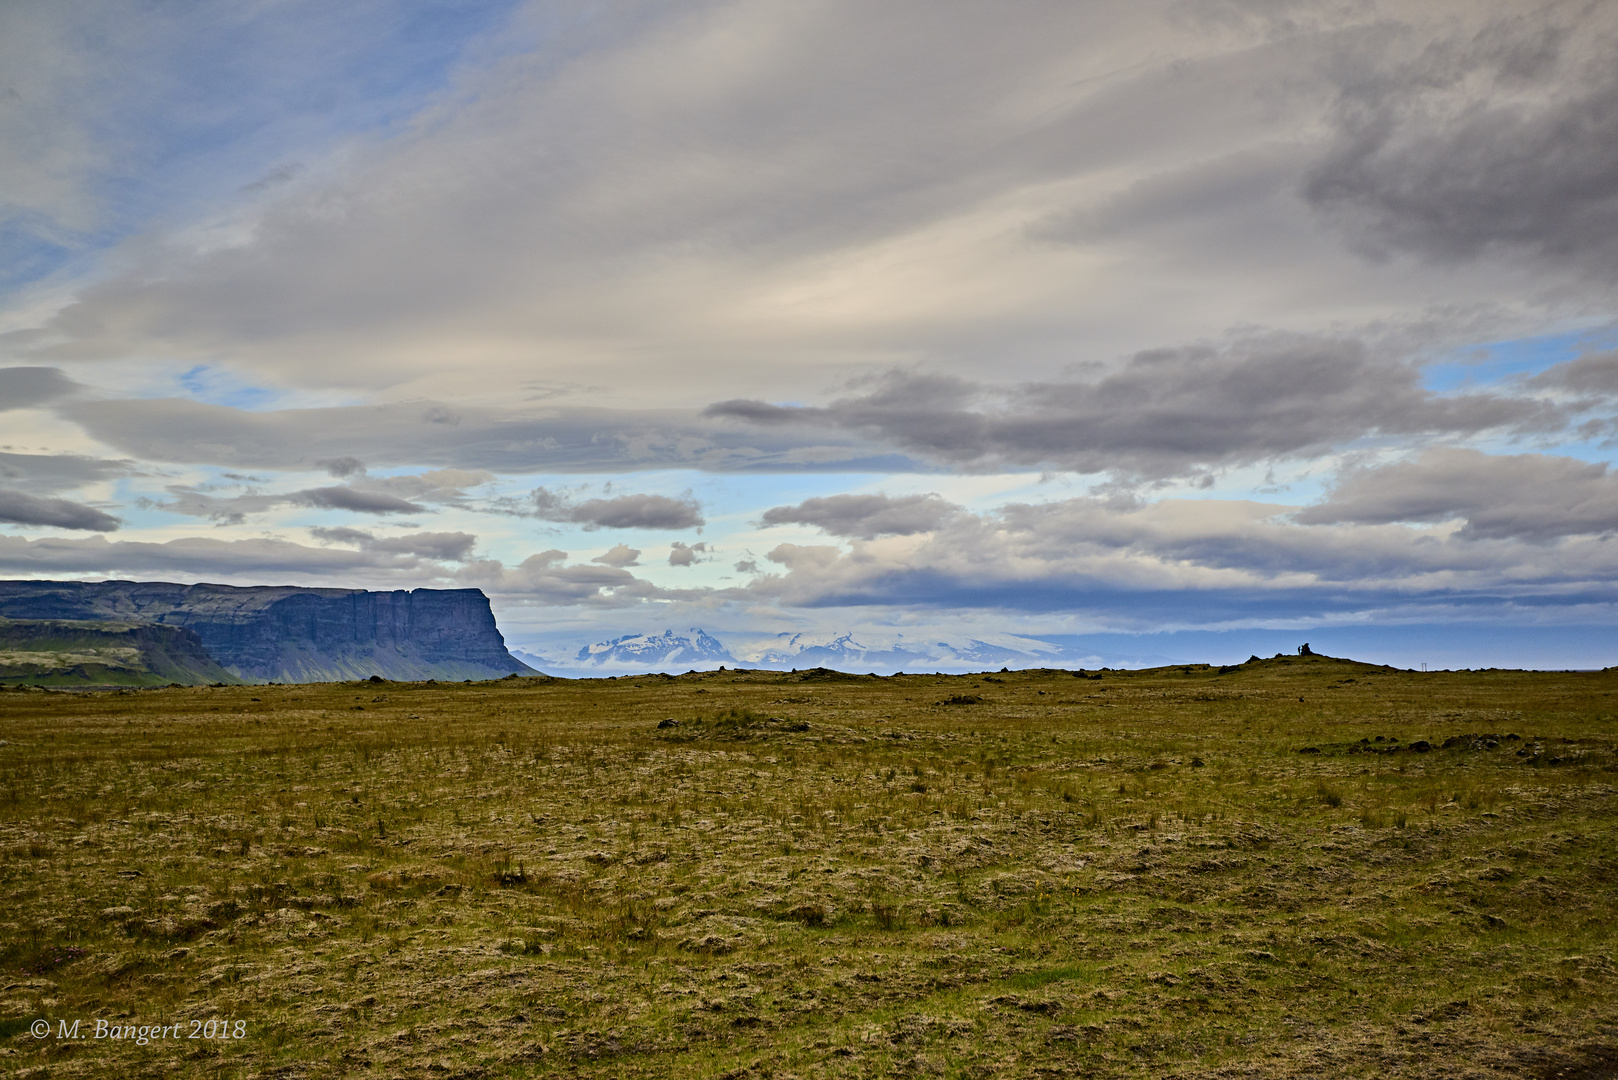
[4,0,1618,670]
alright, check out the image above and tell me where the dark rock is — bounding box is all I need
[1410,740,1432,752]
[657,718,679,729]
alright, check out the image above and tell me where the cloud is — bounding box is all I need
[0,532,438,579]
[0,451,133,495]
[317,456,367,479]
[532,487,705,530]
[766,543,842,574]
[63,397,894,473]
[709,334,1555,478]
[1296,448,1618,541]
[761,492,960,538]
[1304,8,1618,278]
[308,526,477,561]
[719,469,1618,626]
[0,489,120,531]
[357,468,494,504]
[458,549,677,607]
[668,541,709,567]
[292,486,424,514]
[592,543,641,567]
[22,0,1598,417]
[145,469,495,524]
[0,367,81,411]
[1529,350,1618,398]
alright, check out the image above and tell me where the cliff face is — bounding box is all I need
[0,581,535,683]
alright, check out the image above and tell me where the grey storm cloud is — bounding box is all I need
[1295,448,1618,542]
[761,493,960,538]
[0,367,81,411]
[532,488,704,530]
[307,526,477,561]
[0,489,120,531]
[1304,8,1618,278]
[708,334,1556,478]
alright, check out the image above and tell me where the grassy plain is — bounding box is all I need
[1,654,1615,1079]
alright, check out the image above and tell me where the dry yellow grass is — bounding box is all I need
[1,654,1615,1078]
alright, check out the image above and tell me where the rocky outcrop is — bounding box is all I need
[0,580,535,683]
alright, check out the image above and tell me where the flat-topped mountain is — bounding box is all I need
[0,580,536,684]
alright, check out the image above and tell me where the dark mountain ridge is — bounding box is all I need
[0,580,535,684]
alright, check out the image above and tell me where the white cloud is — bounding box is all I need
[592,542,641,567]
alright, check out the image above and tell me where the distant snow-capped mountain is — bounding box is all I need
[733,629,1075,672]
[572,628,735,669]
[743,631,930,670]
[526,626,1090,676]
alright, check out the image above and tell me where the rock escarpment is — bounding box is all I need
[0,580,535,683]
